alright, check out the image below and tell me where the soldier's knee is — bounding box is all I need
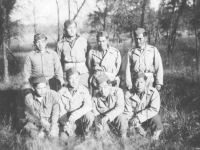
[84,111,95,123]
[24,122,38,132]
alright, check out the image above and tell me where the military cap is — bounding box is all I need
[64,20,77,28]
[96,31,109,39]
[133,72,147,80]
[31,76,47,84]
[34,33,47,43]
[96,74,110,85]
[135,28,146,35]
[66,68,78,78]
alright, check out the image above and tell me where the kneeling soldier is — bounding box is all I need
[58,68,94,139]
[23,76,60,138]
[92,74,127,138]
[124,72,163,141]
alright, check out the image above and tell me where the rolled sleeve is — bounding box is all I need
[23,55,32,82]
[50,93,60,130]
[125,51,132,89]
[53,51,64,85]
[154,48,163,85]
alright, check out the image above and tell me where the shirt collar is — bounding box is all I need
[35,47,50,54]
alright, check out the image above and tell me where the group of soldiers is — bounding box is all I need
[21,20,164,141]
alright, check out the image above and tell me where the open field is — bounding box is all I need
[0,35,200,150]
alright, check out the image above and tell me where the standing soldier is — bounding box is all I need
[58,68,94,139]
[57,20,91,87]
[92,74,127,138]
[23,33,64,91]
[23,76,60,138]
[87,31,121,94]
[124,72,163,141]
[125,28,163,91]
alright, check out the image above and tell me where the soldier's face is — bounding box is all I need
[97,37,108,51]
[67,73,80,89]
[35,39,47,51]
[134,77,146,94]
[65,23,77,37]
[135,34,147,49]
[98,81,111,98]
[34,83,47,97]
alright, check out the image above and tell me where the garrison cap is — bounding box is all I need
[133,72,146,80]
[31,75,47,84]
[64,20,77,28]
[97,31,109,39]
[96,74,110,85]
[66,68,78,78]
[34,33,47,43]
[135,28,146,35]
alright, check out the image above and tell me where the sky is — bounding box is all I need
[11,0,161,26]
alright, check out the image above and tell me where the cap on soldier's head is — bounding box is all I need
[96,74,110,85]
[97,31,109,39]
[64,20,77,28]
[135,28,146,35]
[31,75,47,84]
[34,33,47,43]
[133,72,147,80]
[66,68,79,78]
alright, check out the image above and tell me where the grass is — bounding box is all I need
[0,37,200,149]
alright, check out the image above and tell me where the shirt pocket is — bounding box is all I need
[42,103,53,118]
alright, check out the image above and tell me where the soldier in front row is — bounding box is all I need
[58,68,94,140]
[23,76,60,138]
[87,31,121,95]
[92,74,128,138]
[125,28,163,91]
[124,72,163,141]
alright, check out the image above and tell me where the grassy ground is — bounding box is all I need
[0,36,200,149]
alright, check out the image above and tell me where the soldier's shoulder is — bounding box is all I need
[79,84,90,93]
[25,92,34,102]
[110,46,120,53]
[147,87,159,95]
[77,36,88,43]
[111,87,123,96]
[26,50,36,56]
[58,87,67,95]
[57,38,65,44]
[146,44,158,52]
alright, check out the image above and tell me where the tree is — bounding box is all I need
[0,0,17,83]
[55,0,60,41]
[167,0,187,68]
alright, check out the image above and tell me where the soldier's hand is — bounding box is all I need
[40,119,50,130]
[64,121,75,136]
[101,116,109,127]
[125,90,132,98]
[130,117,140,127]
[49,129,58,138]
[155,84,162,91]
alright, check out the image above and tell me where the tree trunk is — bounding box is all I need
[0,0,9,83]
[73,0,87,20]
[167,0,187,69]
[193,0,199,73]
[56,0,60,41]
[68,0,71,19]
[140,0,147,27]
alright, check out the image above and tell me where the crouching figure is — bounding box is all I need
[58,68,94,140]
[92,74,128,138]
[23,76,60,138]
[124,72,163,141]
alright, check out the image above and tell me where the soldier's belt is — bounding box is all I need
[64,62,85,69]
[144,73,153,77]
